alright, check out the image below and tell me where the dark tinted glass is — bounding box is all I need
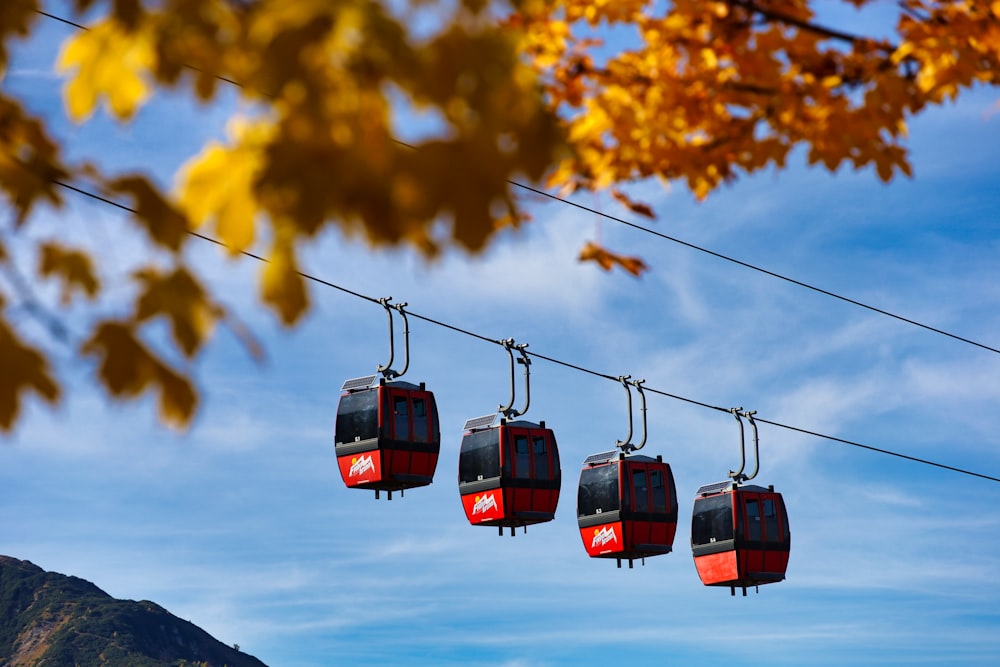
[578,464,620,517]
[459,429,500,484]
[780,498,791,541]
[393,395,409,439]
[633,469,648,512]
[691,494,734,546]
[745,498,761,541]
[533,435,549,480]
[335,389,379,444]
[412,397,428,442]
[514,435,531,478]
[650,469,667,512]
[764,498,780,542]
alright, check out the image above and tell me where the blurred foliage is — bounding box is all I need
[0,0,996,430]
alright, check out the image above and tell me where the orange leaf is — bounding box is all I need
[611,189,656,219]
[578,240,648,277]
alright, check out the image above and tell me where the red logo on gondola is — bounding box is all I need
[349,454,375,478]
[591,525,618,548]
[472,493,498,515]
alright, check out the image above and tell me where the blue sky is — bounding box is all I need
[3,4,1000,666]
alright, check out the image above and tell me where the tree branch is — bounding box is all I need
[726,0,895,51]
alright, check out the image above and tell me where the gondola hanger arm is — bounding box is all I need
[728,407,747,483]
[631,378,648,452]
[499,338,531,419]
[376,297,410,380]
[743,410,760,482]
[616,375,634,453]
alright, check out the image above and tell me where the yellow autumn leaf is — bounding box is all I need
[177,120,269,253]
[109,175,190,251]
[261,231,308,325]
[81,321,156,397]
[80,320,197,428]
[152,361,198,429]
[38,242,100,304]
[133,267,217,358]
[57,19,155,122]
[0,313,61,431]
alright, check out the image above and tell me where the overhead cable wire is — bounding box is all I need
[34,8,1000,359]
[44,178,1000,485]
[511,181,1000,357]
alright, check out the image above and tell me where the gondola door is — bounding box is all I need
[504,425,561,527]
[619,459,677,560]
[382,384,439,486]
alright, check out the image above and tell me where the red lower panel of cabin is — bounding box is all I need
[337,448,438,491]
[461,487,559,528]
[623,519,675,554]
[581,521,624,557]
[580,519,675,560]
[693,549,789,588]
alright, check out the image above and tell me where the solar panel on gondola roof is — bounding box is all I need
[582,450,619,466]
[341,374,378,392]
[696,480,733,496]
[462,413,499,432]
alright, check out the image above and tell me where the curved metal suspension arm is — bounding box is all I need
[744,410,760,482]
[615,375,633,452]
[498,339,531,419]
[376,297,409,380]
[728,407,747,482]
[394,302,411,379]
[498,339,517,416]
[513,343,531,418]
[631,379,648,451]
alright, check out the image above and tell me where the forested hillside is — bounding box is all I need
[0,556,267,667]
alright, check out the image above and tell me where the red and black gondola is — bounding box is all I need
[576,377,678,568]
[691,480,790,594]
[690,409,790,594]
[458,414,561,536]
[577,449,678,567]
[457,339,561,536]
[335,375,441,499]
[334,299,440,499]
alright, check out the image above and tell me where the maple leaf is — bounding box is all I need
[578,240,649,277]
[0,312,61,431]
[81,320,197,429]
[37,242,100,305]
[133,267,217,358]
[611,189,656,219]
[57,19,155,122]
[261,231,308,326]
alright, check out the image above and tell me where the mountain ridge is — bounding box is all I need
[0,555,268,667]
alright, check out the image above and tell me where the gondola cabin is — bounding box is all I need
[458,414,561,536]
[334,374,440,499]
[691,481,790,594]
[577,450,678,567]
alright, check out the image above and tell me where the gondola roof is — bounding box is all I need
[695,480,776,496]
